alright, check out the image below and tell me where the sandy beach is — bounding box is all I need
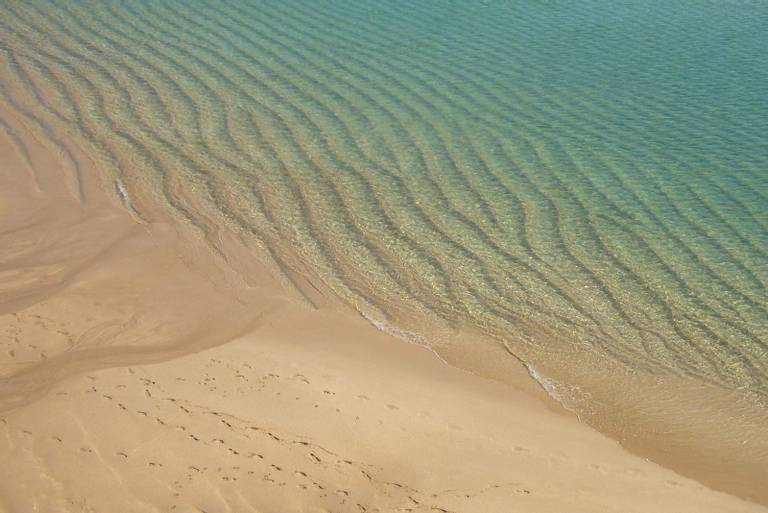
[1,99,765,513]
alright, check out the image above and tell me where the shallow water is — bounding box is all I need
[1,0,766,501]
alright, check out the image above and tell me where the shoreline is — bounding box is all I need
[0,108,765,511]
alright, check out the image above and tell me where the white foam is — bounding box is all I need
[364,313,590,420]
[524,363,589,420]
[114,179,130,206]
[362,313,454,366]
[114,179,144,222]
[362,313,429,346]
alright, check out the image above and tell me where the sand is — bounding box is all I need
[0,104,765,513]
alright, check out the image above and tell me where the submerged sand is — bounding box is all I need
[0,105,765,512]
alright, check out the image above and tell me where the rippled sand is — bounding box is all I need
[0,0,766,506]
[0,127,763,512]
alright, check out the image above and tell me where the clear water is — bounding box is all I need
[1,0,766,501]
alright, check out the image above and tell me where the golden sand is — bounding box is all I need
[0,107,764,512]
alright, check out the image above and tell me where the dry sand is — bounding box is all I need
[0,104,765,513]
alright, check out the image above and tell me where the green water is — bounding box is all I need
[1,0,766,500]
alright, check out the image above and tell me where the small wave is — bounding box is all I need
[114,179,145,222]
[524,363,589,419]
[362,313,456,367]
[362,313,430,347]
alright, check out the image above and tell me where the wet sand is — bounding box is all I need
[1,106,765,512]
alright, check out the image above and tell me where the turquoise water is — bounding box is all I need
[1,0,766,500]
